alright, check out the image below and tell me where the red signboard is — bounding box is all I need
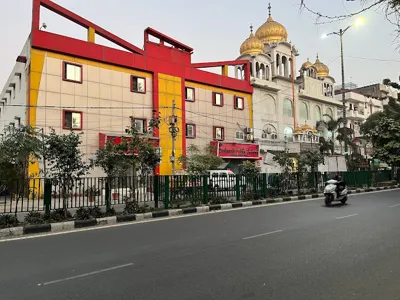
[210,142,259,159]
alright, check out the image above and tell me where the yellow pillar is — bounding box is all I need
[222,65,228,77]
[88,27,95,43]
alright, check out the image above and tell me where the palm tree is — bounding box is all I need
[316,114,355,155]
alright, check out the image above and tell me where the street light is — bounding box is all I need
[321,17,364,154]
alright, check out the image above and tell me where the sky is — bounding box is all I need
[1,0,399,88]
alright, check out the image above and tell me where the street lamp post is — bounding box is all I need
[323,18,364,154]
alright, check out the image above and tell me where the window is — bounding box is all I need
[283,98,293,117]
[325,108,333,121]
[284,127,293,142]
[234,96,244,110]
[185,87,195,102]
[134,118,146,134]
[63,62,82,83]
[63,110,82,130]
[235,130,245,140]
[213,92,224,107]
[186,124,196,138]
[213,126,224,141]
[131,76,146,93]
[314,105,321,121]
[300,102,309,120]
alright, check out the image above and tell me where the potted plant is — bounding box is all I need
[86,186,100,203]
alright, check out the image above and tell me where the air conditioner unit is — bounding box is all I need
[246,134,252,141]
[246,127,253,134]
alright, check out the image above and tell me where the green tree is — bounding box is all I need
[178,144,224,174]
[317,114,356,155]
[45,129,90,216]
[298,150,325,191]
[272,152,294,194]
[118,113,161,176]
[0,125,43,215]
[361,98,400,167]
[239,160,260,176]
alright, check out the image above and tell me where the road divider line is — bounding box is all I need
[38,263,134,286]
[243,230,283,240]
[389,203,400,208]
[336,214,358,220]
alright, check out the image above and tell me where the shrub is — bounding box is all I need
[105,207,116,217]
[0,214,20,229]
[123,199,139,215]
[74,207,92,220]
[209,195,229,205]
[24,211,47,225]
[241,191,261,201]
[49,208,73,222]
[87,206,104,218]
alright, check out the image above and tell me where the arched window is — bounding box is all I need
[314,105,322,121]
[284,127,294,142]
[283,98,293,117]
[325,107,333,120]
[264,94,276,115]
[300,102,309,120]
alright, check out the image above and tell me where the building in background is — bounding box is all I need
[235,5,341,173]
[0,0,255,176]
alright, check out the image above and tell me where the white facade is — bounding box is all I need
[236,11,342,173]
[0,37,31,133]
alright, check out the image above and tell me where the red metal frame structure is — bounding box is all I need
[30,0,252,93]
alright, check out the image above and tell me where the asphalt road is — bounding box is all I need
[1,190,400,300]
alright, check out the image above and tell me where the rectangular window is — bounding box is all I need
[185,87,195,102]
[213,126,225,141]
[131,76,146,93]
[186,124,196,138]
[234,96,244,110]
[235,130,245,140]
[63,62,82,83]
[63,110,82,130]
[134,118,146,134]
[213,92,224,107]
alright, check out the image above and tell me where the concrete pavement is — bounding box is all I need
[1,190,400,299]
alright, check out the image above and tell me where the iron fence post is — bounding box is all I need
[154,176,159,208]
[105,181,111,211]
[235,175,240,201]
[44,179,52,215]
[202,175,208,204]
[164,176,169,209]
[262,173,267,198]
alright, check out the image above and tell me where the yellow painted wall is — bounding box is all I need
[27,49,46,179]
[158,73,183,175]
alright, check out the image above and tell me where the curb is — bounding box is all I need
[1,184,399,240]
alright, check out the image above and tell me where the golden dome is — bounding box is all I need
[313,55,329,77]
[301,58,313,70]
[255,5,288,43]
[295,124,318,134]
[240,25,264,55]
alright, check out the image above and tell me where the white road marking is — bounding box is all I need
[243,230,283,240]
[38,263,133,286]
[1,188,399,244]
[336,214,358,220]
[389,203,400,208]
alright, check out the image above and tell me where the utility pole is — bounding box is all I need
[168,100,179,175]
[339,28,348,154]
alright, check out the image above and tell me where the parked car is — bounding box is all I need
[206,170,245,190]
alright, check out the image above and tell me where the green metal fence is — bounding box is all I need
[0,170,397,214]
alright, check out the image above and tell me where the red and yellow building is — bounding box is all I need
[1,0,257,176]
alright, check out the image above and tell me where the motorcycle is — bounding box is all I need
[324,179,348,206]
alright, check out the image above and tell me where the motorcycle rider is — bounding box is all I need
[333,173,345,198]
